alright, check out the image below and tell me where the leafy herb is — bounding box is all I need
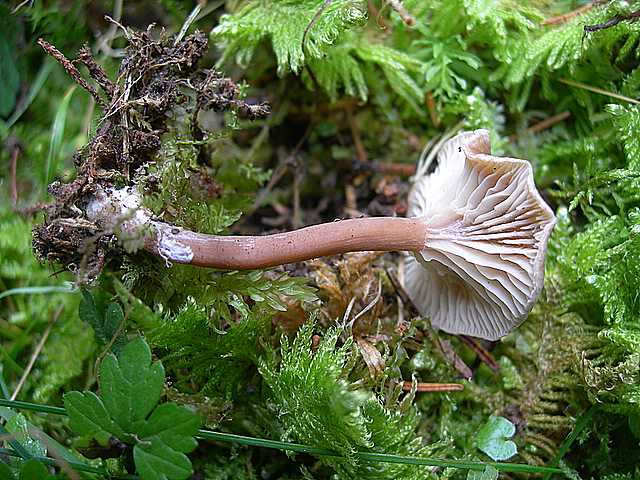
[475,416,517,461]
[64,337,201,480]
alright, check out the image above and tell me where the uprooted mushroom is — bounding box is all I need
[33,28,555,341]
[82,130,556,340]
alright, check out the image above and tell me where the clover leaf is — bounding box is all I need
[475,415,517,461]
[467,465,499,480]
[64,337,201,480]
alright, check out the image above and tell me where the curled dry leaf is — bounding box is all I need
[356,337,385,380]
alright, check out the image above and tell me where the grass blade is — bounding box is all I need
[0,424,31,460]
[44,85,76,187]
[0,285,76,301]
[0,398,565,476]
[0,447,138,479]
[5,57,55,129]
[543,406,595,480]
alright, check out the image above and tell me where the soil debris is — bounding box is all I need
[32,25,270,282]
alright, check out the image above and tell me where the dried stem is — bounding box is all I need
[584,9,640,33]
[9,144,20,206]
[347,106,368,163]
[368,0,390,29]
[458,335,500,373]
[509,111,571,142]
[425,92,440,127]
[388,0,415,26]
[541,3,597,26]
[37,38,107,109]
[76,45,115,96]
[402,381,464,392]
[559,78,640,105]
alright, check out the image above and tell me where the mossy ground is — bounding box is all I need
[1,1,639,478]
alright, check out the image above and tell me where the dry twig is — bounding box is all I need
[509,111,571,142]
[388,0,415,26]
[458,335,500,373]
[402,381,464,392]
[37,38,107,109]
[541,3,598,26]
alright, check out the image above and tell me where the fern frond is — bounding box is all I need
[609,104,640,171]
[213,0,367,75]
[501,1,640,86]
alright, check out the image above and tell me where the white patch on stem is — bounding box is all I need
[86,186,194,265]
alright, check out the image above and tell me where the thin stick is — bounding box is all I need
[292,167,303,229]
[526,111,571,134]
[302,0,333,54]
[11,0,32,14]
[11,305,64,401]
[558,78,640,105]
[425,92,440,127]
[77,45,115,96]
[368,0,390,29]
[388,0,415,26]
[541,3,597,26]
[370,161,416,176]
[347,107,368,163]
[37,39,107,109]
[9,145,19,206]
[402,381,464,392]
[175,0,205,46]
[458,335,500,373]
[509,111,571,142]
[584,9,640,33]
[98,0,126,57]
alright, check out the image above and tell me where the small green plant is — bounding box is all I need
[475,416,517,462]
[63,337,201,480]
[3,0,640,478]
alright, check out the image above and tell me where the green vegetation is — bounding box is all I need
[1,0,639,478]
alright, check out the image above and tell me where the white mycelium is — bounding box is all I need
[404,130,556,340]
[86,186,194,264]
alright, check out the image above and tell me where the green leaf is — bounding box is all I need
[134,439,194,480]
[0,462,15,480]
[467,465,499,480]
[79,289,127,351]
[629,413,640,440]
[79,290,104,336]
[213,0,367,75]
[5,414,47,458]
[64,337,200,479]
[100,337,165,433]
[19,459,51,480]
[63,391,125,444]
[476,416,517,461]
[0,407,83,465]
[44,85,76,187]
[137,403,200,452]
[131,401,200,480]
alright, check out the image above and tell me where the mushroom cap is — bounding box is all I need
[405,129,556,340]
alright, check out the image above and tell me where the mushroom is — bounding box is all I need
[404,130,556,340]
[86,129,555,340]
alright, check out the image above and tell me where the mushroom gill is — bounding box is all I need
[405,129,556,340]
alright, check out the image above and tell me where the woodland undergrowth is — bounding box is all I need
[1,0,639,479]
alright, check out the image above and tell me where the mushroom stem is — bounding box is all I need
[147,217,428,269]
